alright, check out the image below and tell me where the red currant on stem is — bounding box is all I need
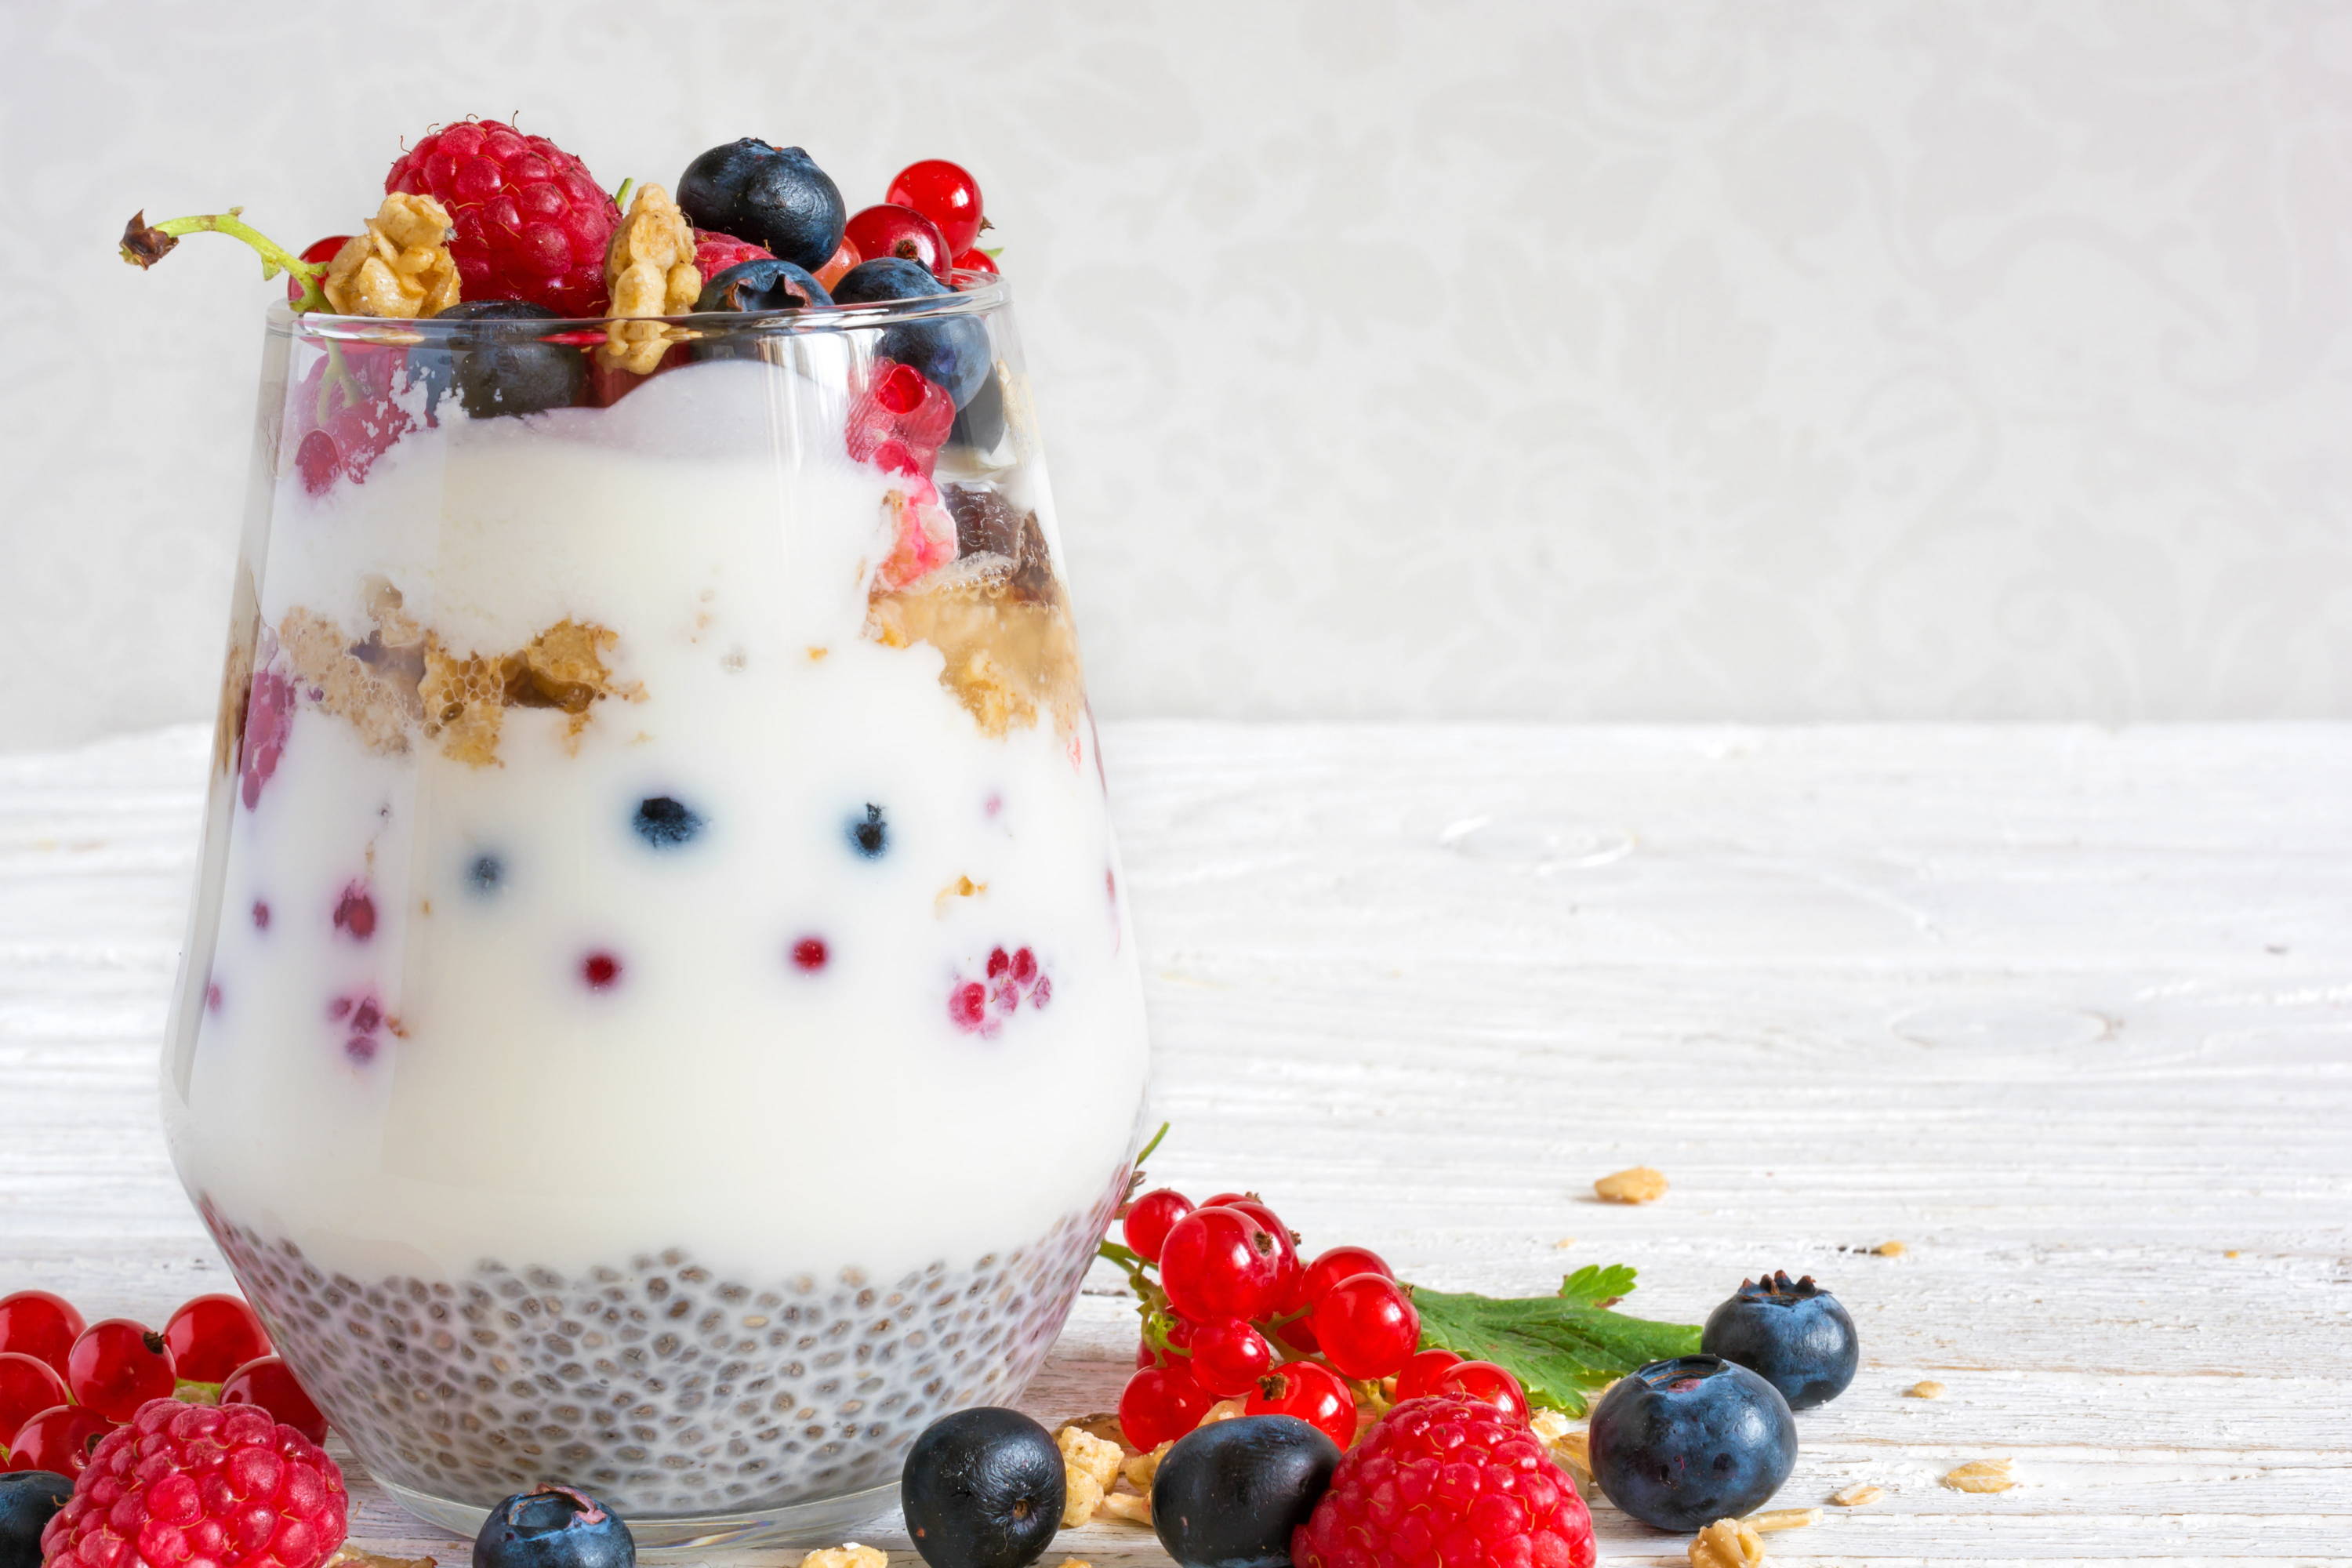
[0,1350,69,1446]
[953,249,997,278]
[1301,1244,1393,1305]
[1312,1272,1421,1380]
[220,1353,329,1443]
[1394,1345,1465,1400]
[885,160,986,254]
[1433,1358,1530,1425]
[1120,1188,1193,1265]
[1243,1359,1356,1450]
[1133,1312,1193,1369]
[1187,1316,1277,1398]
[843,205,953,282]
[1158,1206,1286,1322]
[1202,1195,1302,1305]
[1119,1363,1214,1450]
[0,1290,85,1374]
[285,237,350,302]
[65,1319,176,1420]
[162,1293,272,1383]
[5,1403,116,1476]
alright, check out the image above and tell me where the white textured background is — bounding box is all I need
[4,0,2349,749]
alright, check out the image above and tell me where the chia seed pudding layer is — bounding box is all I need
[202,1181,1122,1518]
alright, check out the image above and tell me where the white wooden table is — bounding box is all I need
[4,723,2348,1566]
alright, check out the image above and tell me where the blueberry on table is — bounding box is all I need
[1588,1354,1797,1532]
[833,259,992,409]
[848,803,888,858]
[676,140,845,272]
[1152,1414,1339,1568]
[472,1485,633,1568]
[420,301,588,419]
[1701,1271,1859,1410]
[0,1471,73,1568]
[630,795,705,849]
[900,1406,1064,1568]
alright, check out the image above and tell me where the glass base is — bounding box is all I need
[377,1476,898,1557]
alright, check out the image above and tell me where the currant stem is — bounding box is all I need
[1133,1121,1170,1167]
[121,208,329,311]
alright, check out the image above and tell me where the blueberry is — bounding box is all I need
[848,803,887,858]
[1701,1271,1860,1411]
[1152,1415,1338,1568]
[467,853,504,895]
[419,301,588,419]
[833,259,992,408]
[1588,1355,1797,1532]
[631,796,705,850]
[694,259,832,314]
[0,1472,72,1568]
[472,1486,633,1568]
[676,140,844,272]
[899,1406,1063,1568]
[949,361,1007,452]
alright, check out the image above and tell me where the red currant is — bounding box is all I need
[844,205,953,282]
[1158,1206,1286,1323]
[1312,1273,1421,1380]
[1243,1359,1356,1450]
[1121,1188,1194,1265]
[1119,1363,1214,1450]
[286,236,350,302]
[1300,1244,1393,1308]
[5,1403,116,1476]
[953,249,997,279]
[1433,1359,1530,1425]
[885,160,985,254]
[0,1350,69,1445]
[0,1290,84,1374]
[1134,1314,1195,1369]
[220,1354,329,1443]
[1393,1346,1465,1400]
[64,1319,176,1420]
[1187,1317,1277,1398]
[815,236,859,292]
[162,1293,272,1383]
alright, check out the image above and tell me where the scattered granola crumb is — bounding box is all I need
[1594,1166,1668,1204]
[1096,1490,1152,1526]
[1906,1380,1947,1399]
[1201,1396,1247,1425]
[1058,1424,1123,1490]
[1687,1518,1766,1568]
[325,1550,436,1568]
[1122,1441,1172,1492]
[1554,1237,1577,1249]
[797,1548,884,1568]
[935,873,988,913]
[1748,1508,1820,1532]
[1529,1410,1573,1445]
[2225,1249,2241,1258]
[1941,1458,2016,1494]
[1828,1483,1886,1507]
[1060,1467,1105,1528]
[1873,1240,1907,1257]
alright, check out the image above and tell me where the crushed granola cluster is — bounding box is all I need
[1687,1518,1767,1568]
[321,194,462,318]
[601,183,699,372]
[1049,1420,1162,1530]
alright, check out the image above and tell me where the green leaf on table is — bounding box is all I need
[1410,1267,1700,1416]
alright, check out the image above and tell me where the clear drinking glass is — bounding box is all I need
[159,278,1151,1550]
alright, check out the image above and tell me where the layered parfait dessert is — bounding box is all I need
[136,121,1149,1533]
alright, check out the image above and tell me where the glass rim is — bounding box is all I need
[269,267,1010,343]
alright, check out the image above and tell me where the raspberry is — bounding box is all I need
[693,229,772,278]
[385,120,619,316]
[1294,1396,1595,1568]
[41,1398,348,1568]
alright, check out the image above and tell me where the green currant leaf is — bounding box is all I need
[1410,1268,1700,1416]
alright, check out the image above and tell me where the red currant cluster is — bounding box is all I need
[0,1288,325,1477]
[1110,1189,1531,1455]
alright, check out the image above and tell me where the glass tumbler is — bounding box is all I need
[160,279,1151,1549]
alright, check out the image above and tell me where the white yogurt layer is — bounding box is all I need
[167,354,1150,1283]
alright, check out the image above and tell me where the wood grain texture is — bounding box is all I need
[2,722,2348,1565]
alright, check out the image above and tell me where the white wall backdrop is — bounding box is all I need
[4,0,2347,749]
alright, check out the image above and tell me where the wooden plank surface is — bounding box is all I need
[2,723,2348,1565]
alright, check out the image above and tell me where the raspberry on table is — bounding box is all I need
[385,119,619,316]
[41,1398,348,1568]
[1294,1395,1595,1568]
